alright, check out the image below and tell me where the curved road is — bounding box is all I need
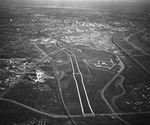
[112,32,150,77]
[100,55,130,125]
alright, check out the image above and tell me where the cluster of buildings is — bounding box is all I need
[61,30,115,52]
[124,80,150,111]
[0,58,35,88]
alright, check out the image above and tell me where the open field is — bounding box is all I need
[104,75,125,113]
[1,1,150,124]
[2,64,67,115]
[60,76,82,115]
[120,113,150,125]
[132,55,150,74]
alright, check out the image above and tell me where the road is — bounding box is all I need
[56,41,94,116]
[52,61,77,125]
[100,55,130,125]
[0,41,77,125]
[112,32,150,77]
[0,98,68,118]
[1,38,150,124]
[36,42,77,124]
[108,31,150,124]
[0,54,48,98]
[0,42,63,98]
[56,40,131,124]
[126,30,150,75]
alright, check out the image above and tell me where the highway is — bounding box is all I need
[50,62,77,125]
[113,32,150,77]
[56,40,131,124]
[0,42,59,99]
[0,41,77,125]
[1,34,149,125]
[36,42,78,124]
[56,41,94,116]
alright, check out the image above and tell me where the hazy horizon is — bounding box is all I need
[0,0,150,12]
[1,0,150,4]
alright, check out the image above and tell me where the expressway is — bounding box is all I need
[1,34,150,125]
[56,40,131,124]
[113,32,150,76]
[56,41,94,116]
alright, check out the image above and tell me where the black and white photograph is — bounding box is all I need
[0,0,150,125]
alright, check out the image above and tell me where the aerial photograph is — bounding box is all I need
[0,0,150,124]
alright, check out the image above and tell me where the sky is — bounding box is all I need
[0,0,150,6]
[0,0,150,2]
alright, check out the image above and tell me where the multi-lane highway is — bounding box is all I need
[56,41,94,116]
[56,40,132,124]
[1,33,149,125]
